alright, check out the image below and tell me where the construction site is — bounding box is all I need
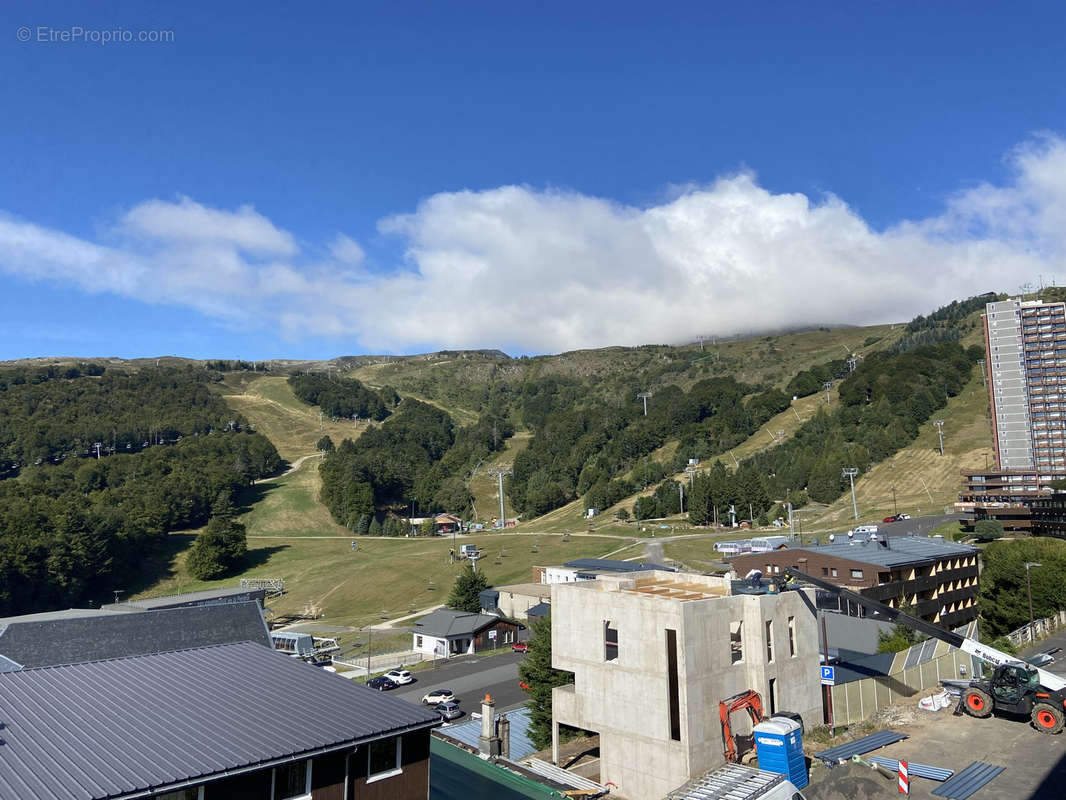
[541,566,1066,800]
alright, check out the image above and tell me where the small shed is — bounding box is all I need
[412,609,520,658]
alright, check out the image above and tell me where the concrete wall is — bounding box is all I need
[551,572,820,800]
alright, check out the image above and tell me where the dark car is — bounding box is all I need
[435,700,463,721]
[366,675,397,691]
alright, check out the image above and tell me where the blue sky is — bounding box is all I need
[1,1,1065,359]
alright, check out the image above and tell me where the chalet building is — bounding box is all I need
[728,536,979,628]
[412,608,521,657]
[0,641,440,800]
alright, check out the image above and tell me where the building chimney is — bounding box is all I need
[499,713,511,759]
[478,693,501,756]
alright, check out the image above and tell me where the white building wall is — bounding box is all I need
[551,573,820,800]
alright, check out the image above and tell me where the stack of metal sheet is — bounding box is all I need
[867,757,953,781]
[813,730,909,764]
[932,762,1005,800]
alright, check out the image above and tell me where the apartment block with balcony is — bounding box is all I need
[984,298,1066,475]
[728,536,979,629]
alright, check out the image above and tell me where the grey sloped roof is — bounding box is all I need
[563,558,677,573]
[414,609,502,637]
[103,586,267,611]
[0,608,133,626]
[0,601,271,669]
[0,641,440,800]
[786,536,976,568]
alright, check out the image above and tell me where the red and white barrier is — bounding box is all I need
[898,760,909,794]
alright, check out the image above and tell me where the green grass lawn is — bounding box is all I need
[218,374,364,461]
[237,457,347,537]
[136,531,620,633]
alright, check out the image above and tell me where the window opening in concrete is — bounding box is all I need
[765,620,773,662]
[831,568,838,577]
[788,616,796,657]
[850,569,863,579]
[822,567,829,576]
[666,628,681,741]
[605,621,619,661]
[730,620,743,664]
[768,677,777,715]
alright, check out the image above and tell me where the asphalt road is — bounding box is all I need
[388,651,527,716]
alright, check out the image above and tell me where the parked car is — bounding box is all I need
[883,515,899,523]
[898,513,911,520]
[421,688,455,705]
[366,676,397,691]
[512,642,528,653]
[383,669,414,685]
[1026,648,1060,668]
[435,700,463,721]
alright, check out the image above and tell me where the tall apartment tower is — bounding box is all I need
[984,298,1066,474]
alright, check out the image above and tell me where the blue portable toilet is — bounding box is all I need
[753,717,807,789]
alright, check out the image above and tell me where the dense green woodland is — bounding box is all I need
[318,399,513,530]
[288,374,399,421]
[0,367,280,616]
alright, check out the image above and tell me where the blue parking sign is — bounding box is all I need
[820,666,835,685]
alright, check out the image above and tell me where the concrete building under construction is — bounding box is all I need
[550,570,821,800]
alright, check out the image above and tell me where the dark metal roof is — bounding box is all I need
[103,586,267,611]
[525,602,551,618]
[562,558,677,573]
[0,608,133,626]
[932,762,1005,799]
[414,609,503,637]
[0,602,272,669]
[0,641,440,800]
[783,537,976,568]
[814,730,908,763]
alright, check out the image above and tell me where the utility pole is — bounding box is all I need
[934,420,945,456]
[823,381,832,405]
[787,502,794,539]
[1026,562,1042,643]
[679,482,684,515]
[892,486,897,516]
[637,392,652,416]
[821,614,834,737]
[842,467,859,520]
[489,466,512,529]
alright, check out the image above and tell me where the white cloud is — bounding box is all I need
[121,196,296,256]
[1,136,1066,354]
[329,233,366,266]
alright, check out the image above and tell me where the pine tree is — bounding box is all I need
[447,564,488,613]
[518,614,574,750]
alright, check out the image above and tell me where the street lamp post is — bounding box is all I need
[1026,562,1042,643]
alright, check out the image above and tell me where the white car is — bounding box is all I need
[383,669,413,685]
[421,688,455,705]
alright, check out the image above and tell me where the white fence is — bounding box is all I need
[331,648,429,676]
[1006,610,1066,649]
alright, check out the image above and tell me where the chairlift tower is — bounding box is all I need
[488,466,513,529]
[637,392,652,416]
[934,420,945,456]
[823,381,833,405]
[842,467,859,520]
[846,357,858,373]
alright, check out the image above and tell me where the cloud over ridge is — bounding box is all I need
[2,136,1065,354]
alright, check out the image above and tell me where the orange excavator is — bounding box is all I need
[719,689,765,762]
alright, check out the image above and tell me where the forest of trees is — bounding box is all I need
[508,378,790,517]
[288,374,399,421]
[0,366,281,616]
[317,398,514,530]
